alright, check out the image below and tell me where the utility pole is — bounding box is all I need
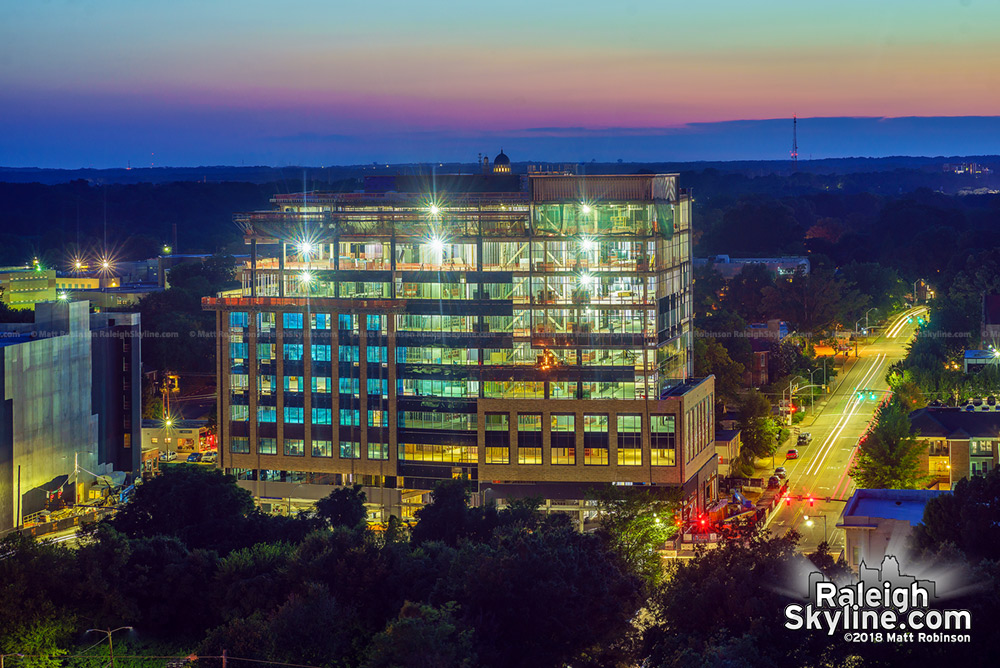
[791,115,798,169]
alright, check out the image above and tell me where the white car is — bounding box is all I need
[158,451,177,462]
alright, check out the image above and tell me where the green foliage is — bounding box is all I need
[724,263,775,322]
[315,484,368,529]
[850,397,929,489]
[593,487,679,587]
[641,529,847,668]
[363,602,475,668]
[911,467,1000,563]
[763,266,868,332]
[734,390,780,468]
[693,334,745,405]
[840,261,907,314]
[693,263,725,318]
[0,534,78,667]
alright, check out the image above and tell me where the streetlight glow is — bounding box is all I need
[428,237,445,254]
[581,203,592,214]
[429,204,440,215]
[580,273,593,286]
[299,271,313,284]
[297,241,314,256]
[581,238,596,252]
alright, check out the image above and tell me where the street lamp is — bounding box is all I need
[804,514,828,543]
[1,654,24,668]
[865,307,877,332]
[86,627,133,668]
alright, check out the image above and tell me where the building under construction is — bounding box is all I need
[204,155,716,523]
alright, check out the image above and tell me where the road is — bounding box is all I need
[766,305,927,554]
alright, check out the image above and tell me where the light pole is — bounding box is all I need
[86,627,133,668]
[865,307,877,332]
[804,514,828,543]
[1,654,24,668]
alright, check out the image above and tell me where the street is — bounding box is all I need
[766,306,926,554]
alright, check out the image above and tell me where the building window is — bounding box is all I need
[366,314,383,331]
[257,406,277,423]
[313,440,333,457]
[368,442,389,460]
[312,408,333,425]
[258,312,276,332]
[650,414,676,466]
[340,441,360,459]
[551,414,575,432]
[311,313,331,330]
[617,414,642,466]
[229,312,249,329]
[552,447,575,465]
[486,447,509,464]
[284,439,305,457]
[257,344,275,360]
[311,376,332,393]
[283,344,304,361]
[283,376,303,393]
[283,312,303,329]
[399,443,477,463]
[283,406,304,424]
[338,314,356,331]
[340,408,361,426]
[339,345,360,362]
[311,344,332,362]
[368,410,386,427]
[366,346,388,363]
[971,441,994,457]
[517,413,543,465]
[259,438,277,455]
[231,405,249,421]
[367,378,388,397]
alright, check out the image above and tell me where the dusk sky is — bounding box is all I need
[3,0,999,168]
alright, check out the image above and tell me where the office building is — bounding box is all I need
[205,160,715,522]
[0,266,57,309]
[0,301,141,531]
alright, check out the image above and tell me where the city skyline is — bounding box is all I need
[3,1,1000,167]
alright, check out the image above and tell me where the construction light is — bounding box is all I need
[429,204,440,215]
[581,203,592,214]
[428,237,445,254]
[297,241,314,256]
[58,292,69,301]
[579,273,594,287]
[299,271,313,284]
[581,238,596,252]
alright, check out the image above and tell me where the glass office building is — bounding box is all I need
[205,166,717,521]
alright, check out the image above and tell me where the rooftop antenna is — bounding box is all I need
[791,114,799,169]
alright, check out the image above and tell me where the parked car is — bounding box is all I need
[158,451,177,462]
[797,432,813,446]
[774,467,787,479]
[186,452,203,463]
[202,452,217,464]
[767,475,781,489]
[786,449,799,459]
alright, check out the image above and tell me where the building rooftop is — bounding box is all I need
[142,419,208,430]
[964,349,999,361]
[842,489,948,526]
[909,406,1000,439]
[715,429,740,442]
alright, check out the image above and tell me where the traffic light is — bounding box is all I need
[907,317,913,323]
[785,496,792,507]
[699,516,707,531]
[789,403,797,414]
[808,496,815,507]
[868,391,877,401]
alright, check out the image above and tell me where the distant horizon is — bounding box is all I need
[4,116,1000,171]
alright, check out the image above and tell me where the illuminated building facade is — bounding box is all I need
[205,167,715,521]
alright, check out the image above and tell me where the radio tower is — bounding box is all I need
[791,114,799,168]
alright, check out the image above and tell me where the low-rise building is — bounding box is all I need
[837,489,947,571]
[908,406,1000,488]
[141,419,213,457]
[0,267,56,309]
[715,429,741,477]
[694,255,810,280]
[963,349,999,373]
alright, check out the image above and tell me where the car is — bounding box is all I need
[158,451,177,462]
[767,475,781,489]
[797,432,813,446]
[786,449,799,459]
[202,452,217,464]
[186,452,203,463]
[774,467,787,479]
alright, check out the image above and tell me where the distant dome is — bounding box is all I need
[493,149,511,173]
